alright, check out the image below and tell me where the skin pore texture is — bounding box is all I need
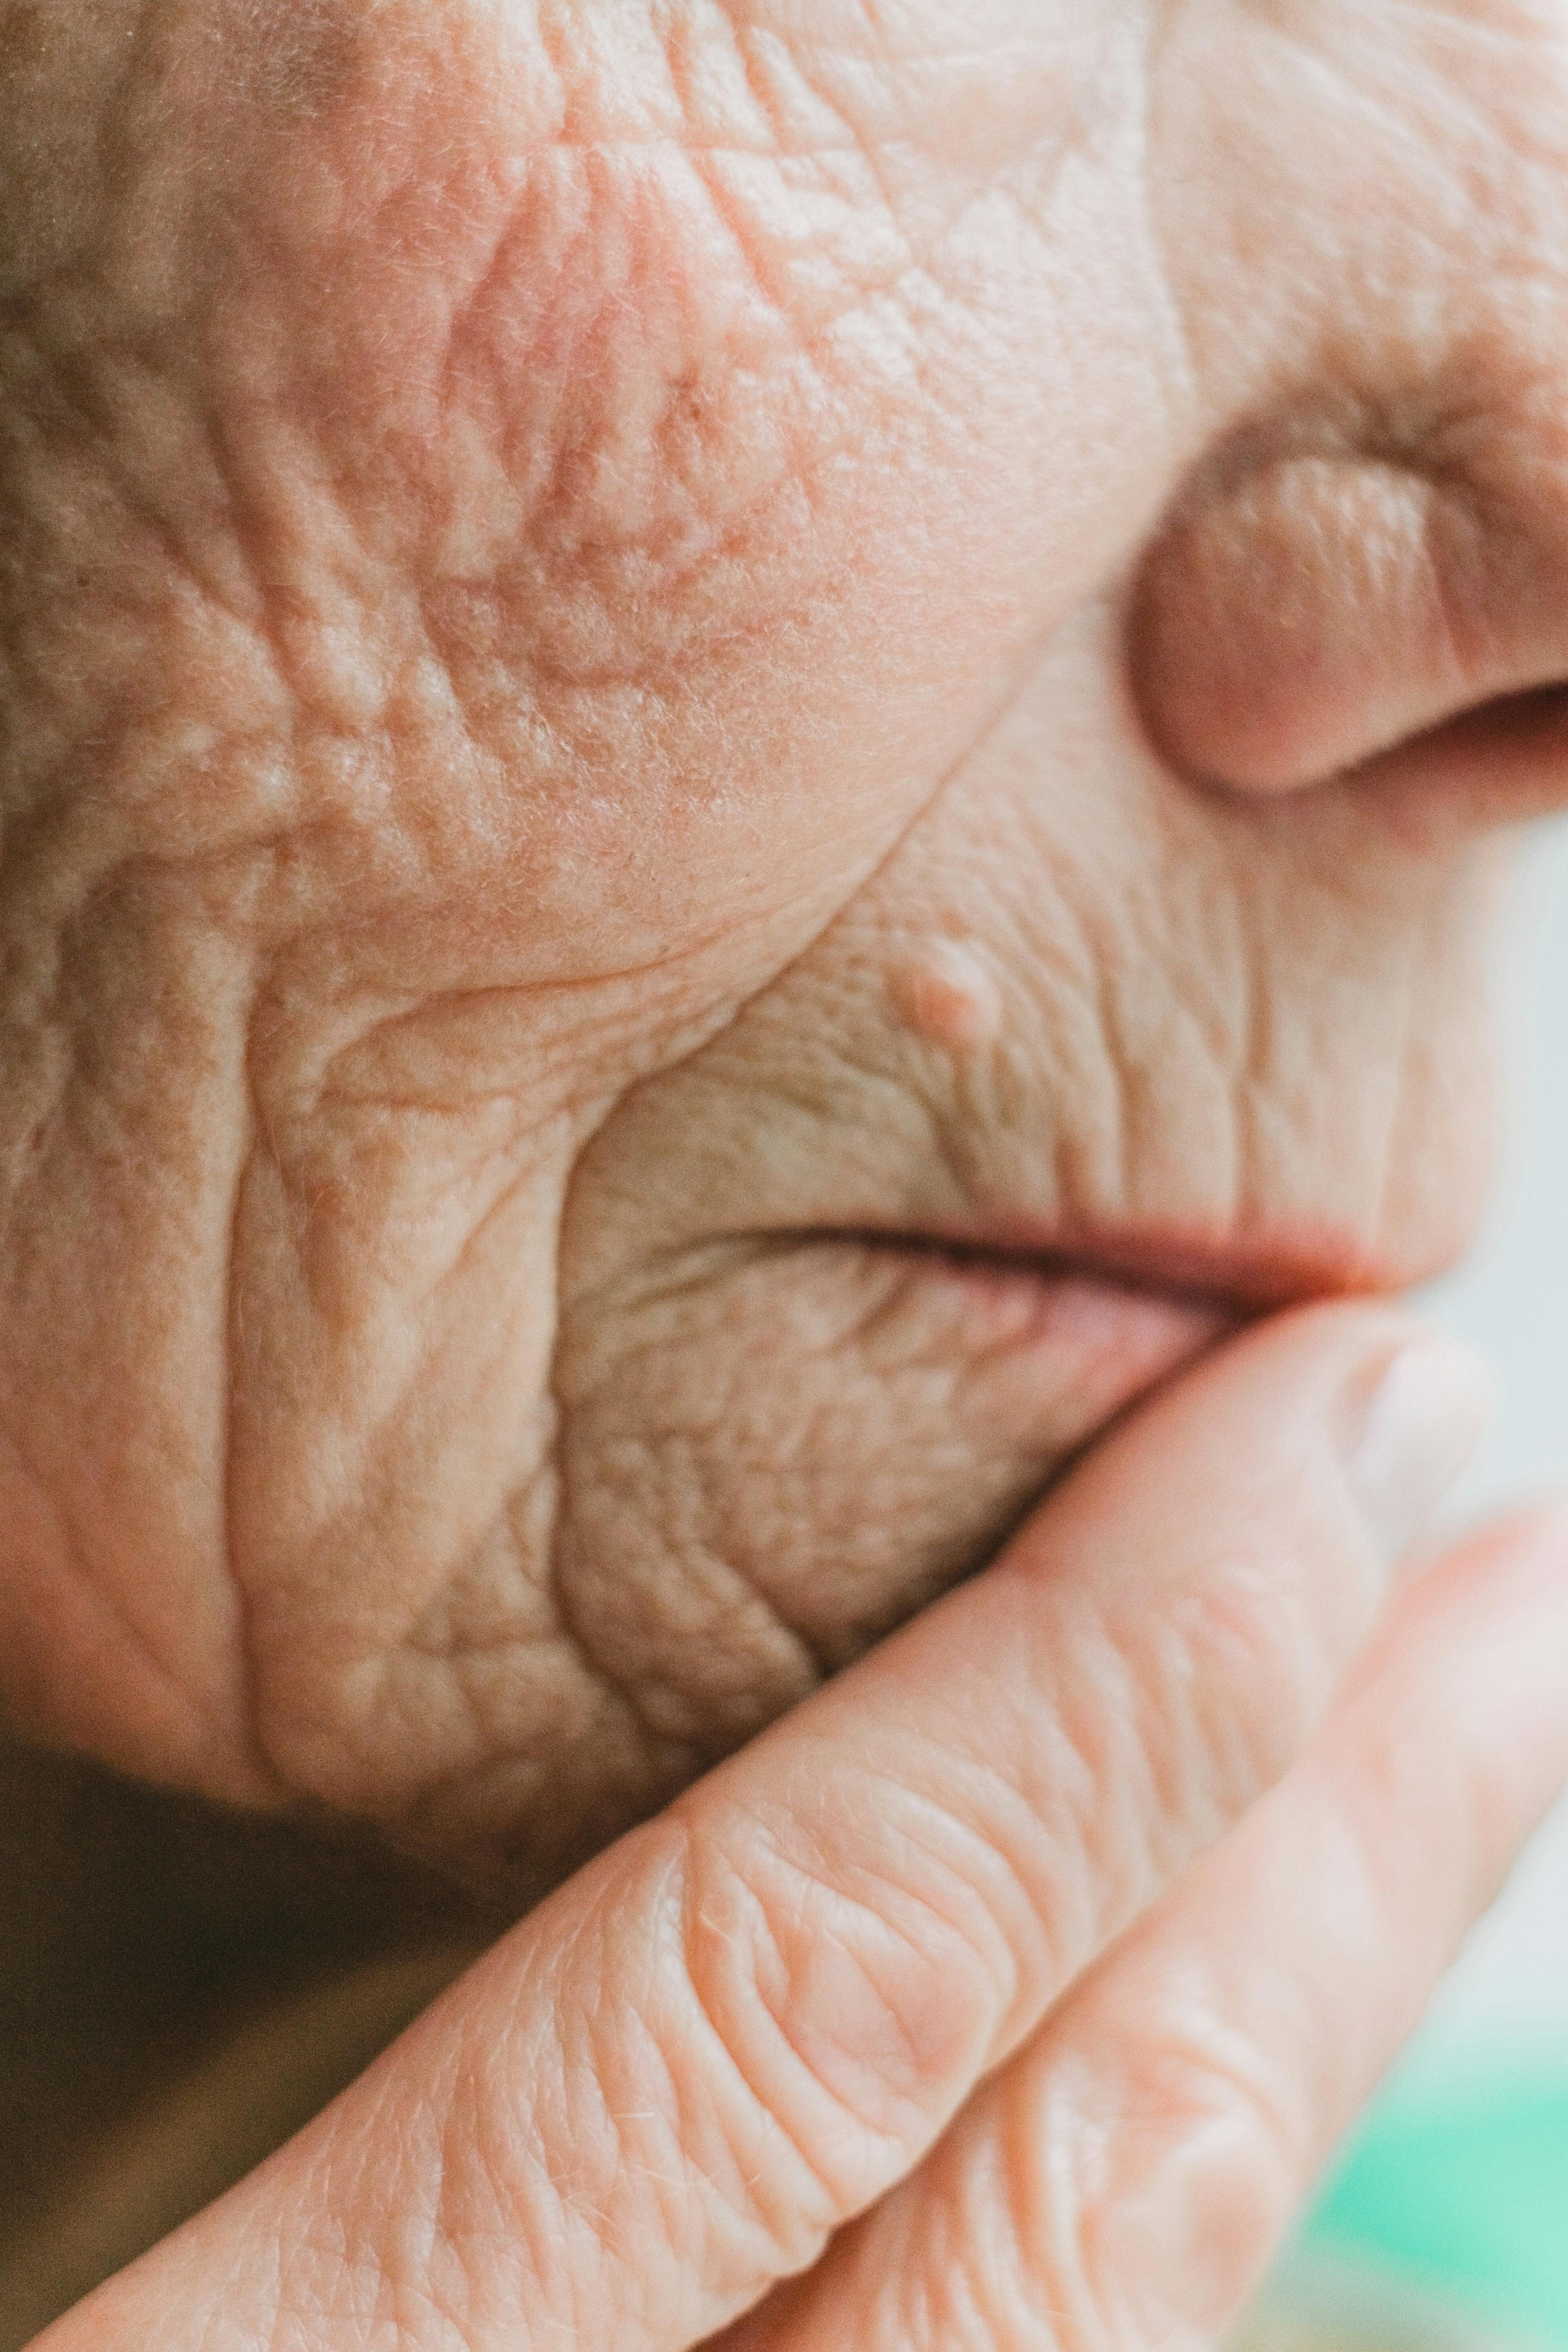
[1,0,1560,1891]
[5,0,1568,2336]
[3,0,1568,2065]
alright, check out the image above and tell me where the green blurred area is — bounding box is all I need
[1299,2043,1568,2350]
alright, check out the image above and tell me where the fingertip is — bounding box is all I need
[1343,1335,1497,1573]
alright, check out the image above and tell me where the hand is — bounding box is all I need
[32,1303,1568,2350]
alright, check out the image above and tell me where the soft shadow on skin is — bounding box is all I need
[0,1735,498,2345]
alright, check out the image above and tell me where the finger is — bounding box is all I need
[35,1305,1488,2352]
[720,1504,1568,2352]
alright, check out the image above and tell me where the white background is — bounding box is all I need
[1416,814,1568,2049]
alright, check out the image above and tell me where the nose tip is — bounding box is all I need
[1128,408,1568,819]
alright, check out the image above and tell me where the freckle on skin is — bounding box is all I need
[889,940,1003,1052]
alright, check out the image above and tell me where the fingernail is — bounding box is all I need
[1346,1338,1496,1567]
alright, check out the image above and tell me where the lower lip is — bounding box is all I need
[867,1241,1236,1447]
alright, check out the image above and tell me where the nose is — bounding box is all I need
[1128,377,1568,824]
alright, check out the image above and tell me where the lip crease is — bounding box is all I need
[818,1215,1400,1315]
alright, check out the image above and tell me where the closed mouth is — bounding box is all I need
[778,1217,1389,1316]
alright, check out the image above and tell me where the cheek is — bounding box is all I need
[204,4,1191,993]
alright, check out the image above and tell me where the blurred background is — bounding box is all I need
[1421,814,1568,2051]
[1272,814,1568,2350]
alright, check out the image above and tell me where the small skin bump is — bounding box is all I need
[888,940,1003,1053]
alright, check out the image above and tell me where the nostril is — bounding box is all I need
[1351,676,1568,828]
[1436,677,1568,749]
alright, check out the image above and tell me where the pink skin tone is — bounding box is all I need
[5,1,1568,2343]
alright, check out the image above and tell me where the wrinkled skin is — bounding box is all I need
[2,0,1566,1907]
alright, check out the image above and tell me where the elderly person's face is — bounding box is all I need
[2,0,1564,1887]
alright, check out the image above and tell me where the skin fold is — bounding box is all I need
[4,0,1568,2335]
